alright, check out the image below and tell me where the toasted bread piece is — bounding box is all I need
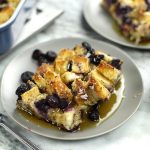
[74,45,87,56]
[33,69,73,101]
[90,69,113,91]
[54,59,69,75]
[72,56,90,73]
[43,71,73,101]
[32,73,46,90]
[36,63,54,75]
[47,107,82,131]
[88,77,111,101]
[18,81,47,116]
[96,60,121,84]
[56,49,75,60]
[72,79,88,108]
[61,72,83,84]
[21,86,41,105]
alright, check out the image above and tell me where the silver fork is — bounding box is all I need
[0,114,41,150]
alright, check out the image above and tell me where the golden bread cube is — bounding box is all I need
[72,56,90,73]
[96,60,121,84]
[54,59,68,75]
[61,72,82,84]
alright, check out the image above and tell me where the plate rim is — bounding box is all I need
[0,37,144,140]
[83,0,150,49]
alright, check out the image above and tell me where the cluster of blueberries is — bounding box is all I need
[32,49,57,66]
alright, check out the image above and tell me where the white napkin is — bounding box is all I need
[13,1,63,48]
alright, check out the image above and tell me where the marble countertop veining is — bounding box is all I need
[0,0,150,149]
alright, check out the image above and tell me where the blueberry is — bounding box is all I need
[38,55,49,66]
[46,94,59,108]
[32,49,43,60]
[106,0,117,5]
[46,51,57,62]
[145,0,150,10]
[67,61,72,71]
[89,54,104,65]
[92,103,99,110]
[111,59,122,70]
[0,0,8,4]
[59,99,68,109]
[116,4,132,16]
[35,99,50,113]
[21,71,34,83]
[88,109,99,121]
[82,42,95,54]
[122,16,132,25]
[16,83,31,97]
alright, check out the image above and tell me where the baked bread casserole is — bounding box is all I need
[0,0,20,24]
[16,42,123,132]
[102,0,150,44]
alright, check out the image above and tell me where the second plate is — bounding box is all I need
[83,0,150,49]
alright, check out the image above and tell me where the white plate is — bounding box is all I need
[83,0,150,49]
[1,37,143,140]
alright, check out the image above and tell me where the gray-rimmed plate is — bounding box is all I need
[83,0,150,49]
[1,37,143,140]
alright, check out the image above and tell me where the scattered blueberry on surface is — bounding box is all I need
[89,54,104,65]
[21,71,34,83]
[32,49,43,60]
[46,51,57,62]
[16,83,31,97]
[32,49,57,65]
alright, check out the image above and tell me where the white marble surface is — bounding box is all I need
[0,0,150,149]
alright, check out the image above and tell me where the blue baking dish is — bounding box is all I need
[0,0,36,54]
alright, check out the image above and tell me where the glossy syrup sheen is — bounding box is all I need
[112,22,150,45]
[17,76,125,131]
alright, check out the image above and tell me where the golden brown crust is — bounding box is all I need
[56,49,75,60]
[88,77,111,101]
[72,56,90,73]
[96,60,121,84]
[36,63,54,75]
[54,59,69,75]
[74,45,86,56]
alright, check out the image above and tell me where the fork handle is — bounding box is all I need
[0,122,41,150]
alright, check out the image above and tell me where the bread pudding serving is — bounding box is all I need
[16,42,123,132]
[102,0,150,44]
[0,0,20,24]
